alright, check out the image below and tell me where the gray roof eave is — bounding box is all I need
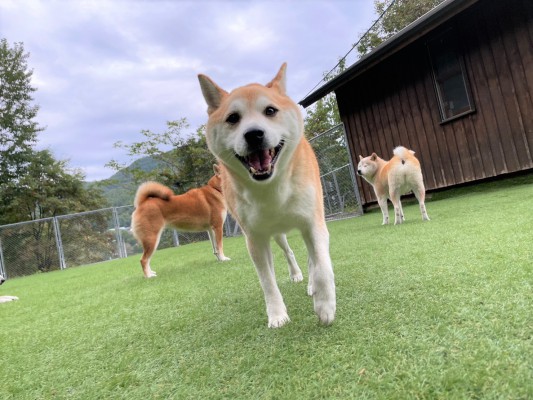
[299,0,479,108]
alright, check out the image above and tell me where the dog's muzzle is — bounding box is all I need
[236,129,284,181]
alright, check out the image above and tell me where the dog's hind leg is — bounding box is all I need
[247,235,289,328]
[207,226,230,261]
[302,222,336,325]
[390,190,404,225]
[274,234,303,283]
[413,182,430,221]
[138,228,163,278]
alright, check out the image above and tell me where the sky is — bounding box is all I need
[0,0,375,181]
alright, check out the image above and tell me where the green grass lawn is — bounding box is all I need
[1,174,532,399]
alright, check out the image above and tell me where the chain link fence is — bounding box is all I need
[0,207,240,280]
[309,123,363,220]
[0,124,361,280]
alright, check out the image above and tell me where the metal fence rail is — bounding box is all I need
[0,124,361,280]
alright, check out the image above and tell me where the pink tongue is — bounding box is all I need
[248,150,272,171]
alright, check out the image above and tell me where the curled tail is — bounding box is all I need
[393,146,415,159]
[134,182,173,208]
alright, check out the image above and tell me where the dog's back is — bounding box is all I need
[132,179,222,233]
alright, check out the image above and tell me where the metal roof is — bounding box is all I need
[299,0,480,108]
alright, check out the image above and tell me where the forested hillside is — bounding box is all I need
[89,156,163,207]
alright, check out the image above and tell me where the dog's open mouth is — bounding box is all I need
[235,140,284,181]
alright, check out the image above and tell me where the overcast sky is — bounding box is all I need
[0,0,375,181]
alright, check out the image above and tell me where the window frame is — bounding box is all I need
[427,28,476,123]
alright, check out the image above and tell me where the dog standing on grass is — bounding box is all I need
[198,63,336,328]
[357,146,430,225]
[0,274,19,304]
[131,165,230,278]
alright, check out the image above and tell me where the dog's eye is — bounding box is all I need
[226,113,240,125]
[265,106,278,117]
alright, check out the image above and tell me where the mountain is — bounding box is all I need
[88,156,163,207]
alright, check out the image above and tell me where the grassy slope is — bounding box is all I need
[0,174,532,399]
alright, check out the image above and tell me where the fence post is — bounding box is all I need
[52,217,67,270]
[112,207,127,258]
[0,235,6,277]
[172,230,180,247]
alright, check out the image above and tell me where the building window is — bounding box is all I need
[427,30,475,122]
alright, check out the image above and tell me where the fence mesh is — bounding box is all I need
[309,124,363,220]
[0,124,361,279]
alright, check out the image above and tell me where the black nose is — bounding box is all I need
[357,170,362,175]
[244,129,264,149]
[0,277,5,285]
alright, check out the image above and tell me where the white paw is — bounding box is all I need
[314,298,336,325]
[144,271,157,278]
[268,313,290,328]
[219,256,231,261]
[290,272,303,283]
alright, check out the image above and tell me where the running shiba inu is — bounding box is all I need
[357,146,430,225]
[198,63,336,328]
[131,165,230,278]
[0,274,19,304]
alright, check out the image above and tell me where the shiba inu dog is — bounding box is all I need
[0,274,18,304]
[357,146,430,225]
[131,166,230,278]
[198,63,336,328]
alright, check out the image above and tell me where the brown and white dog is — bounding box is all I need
[0,274,19,304]
[131,165,230,278]
[198,63,335,328]
[357,146,430,225]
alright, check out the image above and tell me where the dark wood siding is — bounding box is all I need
[337,0,533,204]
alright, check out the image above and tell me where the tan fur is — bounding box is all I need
[131,166,230,278]
[357,146,430,225]
[198,63,335,328]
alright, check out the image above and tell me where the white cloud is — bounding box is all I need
[0,0,375,182]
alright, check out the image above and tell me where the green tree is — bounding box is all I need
[0,39,42,184]
[303,59,346,138]
[0,149,107,224]
[357,0,445,55]
[107,119,216,194]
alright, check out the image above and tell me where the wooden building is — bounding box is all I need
[300,0,533,205]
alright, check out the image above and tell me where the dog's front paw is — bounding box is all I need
[314,298,336,325]
[313,284,336,325]
[144,271,157,278]
[290,272,303,283]
[219,256,231,261]
[268,312,291,328]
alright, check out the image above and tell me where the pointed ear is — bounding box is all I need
[198,74,229,115]
[371,153,377,161]
[265,63,287,95]
[359,155,363,161]
[213,164,221,176]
